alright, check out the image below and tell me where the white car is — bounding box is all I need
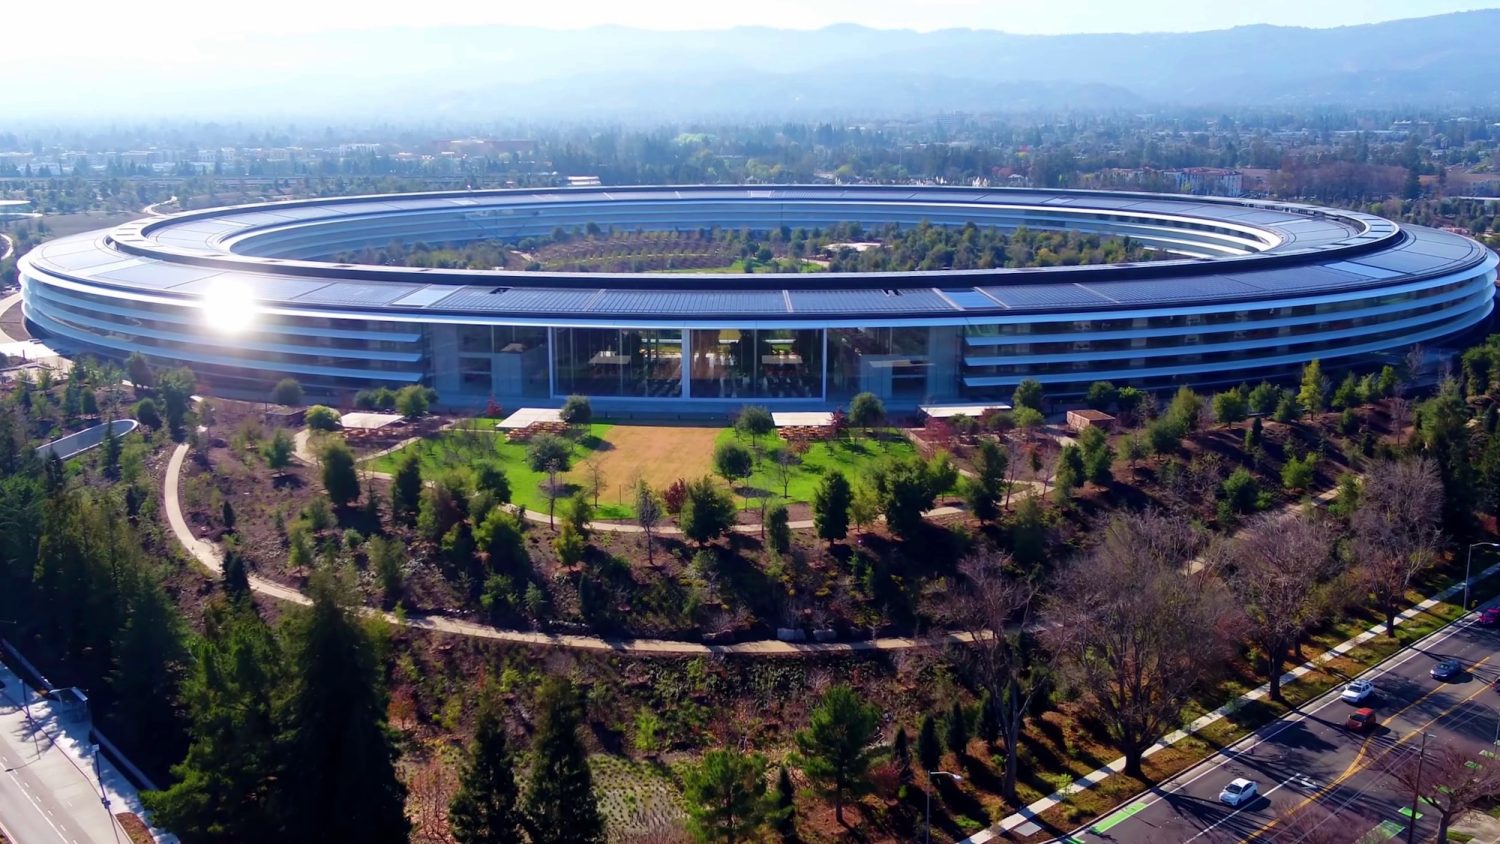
[1341,679,1374,703]
[1219,778,1258,807]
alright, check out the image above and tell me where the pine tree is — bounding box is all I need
[282,573,409,843]
[141,602,281,842]
[794,684,879,825]
[683,749,770,844]
[450,694,522,844]
[222,547,251,602]
[772,767,796,840]
[944,700,969,756]
[917,714,941,771]
[524,678,604,844]
[221,499,236,533]
[391,453,423,527]
[892,727,914,786]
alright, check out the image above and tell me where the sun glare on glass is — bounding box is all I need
[200,280,257,333]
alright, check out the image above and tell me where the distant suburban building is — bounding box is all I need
[1067,409,1118,433]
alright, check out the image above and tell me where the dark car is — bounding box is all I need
[1346,707,1377,732]
[1432,659,1463,681]
[1480,608,1500,626]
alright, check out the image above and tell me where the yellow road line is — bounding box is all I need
[1238,654,1494,843]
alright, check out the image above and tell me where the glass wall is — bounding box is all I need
[688,328,822,399]
[453,324,550,397]
[827,327,931,401]
[554,328,684,398]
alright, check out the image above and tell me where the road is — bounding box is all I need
[1058,608,1500,844]
[1,232,13,261]
[0,663,124,844]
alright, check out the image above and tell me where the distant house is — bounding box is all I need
[1067,409,1117,433]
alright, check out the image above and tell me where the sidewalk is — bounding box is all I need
[0,658,162,843]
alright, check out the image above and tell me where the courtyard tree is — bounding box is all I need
[125,351,154,392]
[812,470,852,546]
[449,691,522,844]
[580,457,605,508]
[1354,458,1443,635]
[735,405,775,453]
[683,748,771,844]
[526,434,573,528]
[847,392,886,440]
[1222,513,1335,701]
[319,438,360,508]
[680,476,736,546]
[964,438,1007,524]
[1012,378,1044,413]
[1298,359,1326,415]
[794,684,880,826]
[634,480,664,566]
[1043,510,1239,777]
[157,366,197,437]
[395,384,430,420]
[1079,424,1114,486]
[766,501,791,555]
[916,713,941,771]
[1085,380,1118,411]
[1211,389,1248,426]
[772,448,798,498]
[270,377,304,407]
[868,453,955,538]
[1248,381,1281,416]
[476,509,529,575]
[948,551,1046,802]
[560,394,592,428]
[713,440,754,507]
[305,404,340,431]
[523,678,604,844]
[390,453,423,527]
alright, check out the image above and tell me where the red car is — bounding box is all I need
[1346,708,1377,732]
[1479,608,1500,626]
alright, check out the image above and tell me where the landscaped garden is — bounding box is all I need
[364,417,919,521]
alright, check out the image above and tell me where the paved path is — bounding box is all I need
[168,442,982,655]
[0,661,132,844]
[0,292,22,344]
[0,233,13,261]
[140,197,176,217]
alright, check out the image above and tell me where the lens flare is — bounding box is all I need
[200,280,257,333]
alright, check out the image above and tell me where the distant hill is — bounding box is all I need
[11,11,1500,119]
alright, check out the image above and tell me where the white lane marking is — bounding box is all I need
[1184,775,1302,842]
[1077,613,1494,832]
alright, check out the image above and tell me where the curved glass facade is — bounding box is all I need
[17,186,1498,407]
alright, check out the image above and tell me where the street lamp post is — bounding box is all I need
[1465,542,1500,611]
[925,771,963,844]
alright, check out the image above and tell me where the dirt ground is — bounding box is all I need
[568,423,719,494]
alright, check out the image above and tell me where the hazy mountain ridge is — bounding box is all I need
[10,11,1498,119]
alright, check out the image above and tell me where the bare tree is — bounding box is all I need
[635,479,664,567]
[1385,741,1500,843]
[1002,438,1025,509]
[1353,458,1443,636]
[947,551,1045,803]
[1388,396,1413,445]
[773,448,798,499]
[583,457,606,509]
[1223,512,1336,701]
[1043,510,1240,778]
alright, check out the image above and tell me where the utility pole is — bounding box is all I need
[1406,732,1429,844]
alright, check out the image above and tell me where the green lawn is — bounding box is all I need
[368,422,633,520]
[367,422,915,522]
[715,428,917,506]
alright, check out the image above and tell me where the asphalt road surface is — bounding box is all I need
[1056,608,1500,844]
[0,678,122,844]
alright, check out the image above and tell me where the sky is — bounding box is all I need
[19,0,1500,40]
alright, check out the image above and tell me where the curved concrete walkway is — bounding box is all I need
[168,441,982,655]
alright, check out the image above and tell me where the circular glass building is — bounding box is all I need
[17,185,1497,409]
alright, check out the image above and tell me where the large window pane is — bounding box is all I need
[555,328,682,398]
